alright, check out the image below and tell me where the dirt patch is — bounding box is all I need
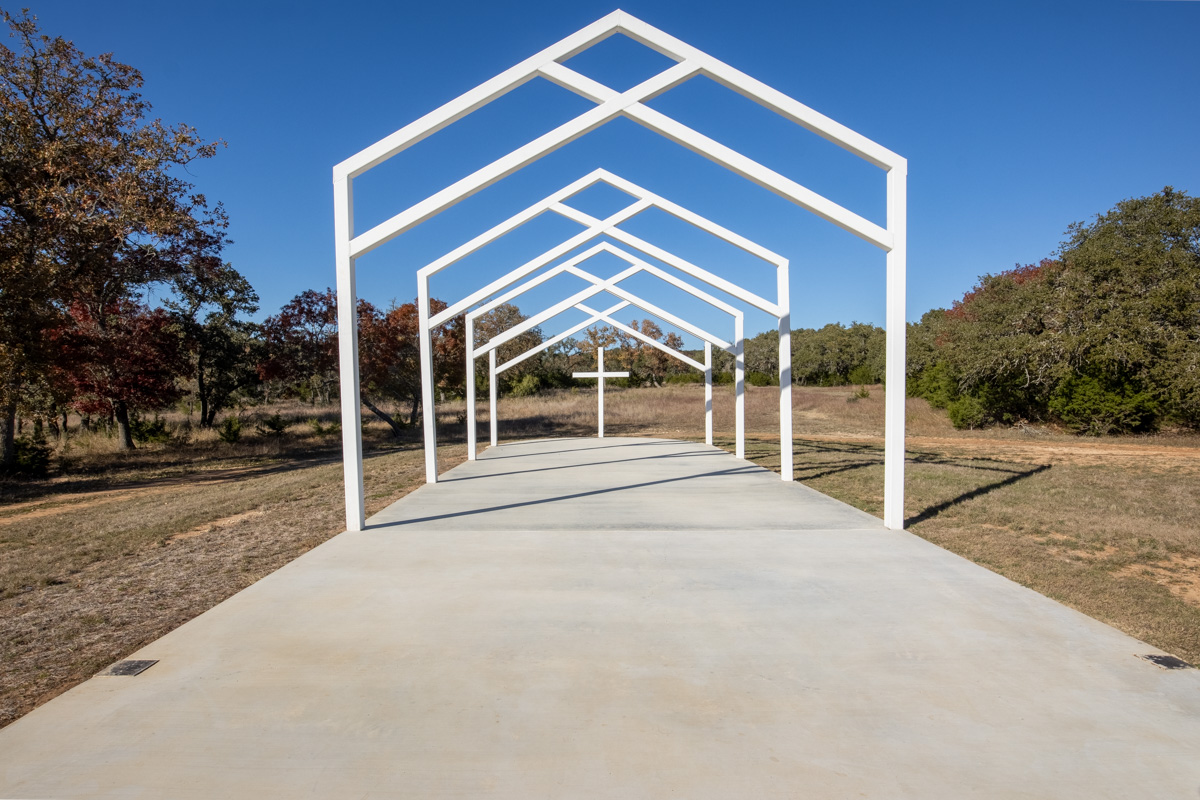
[169,510,266,541]
[1116,556,1200,608]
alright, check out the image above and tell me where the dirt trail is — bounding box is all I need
[0,463,300,527]
[782,432,1200,468]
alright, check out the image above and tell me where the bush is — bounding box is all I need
[746,371,777,387]
[129,414,171,444]
[217,416,243,444]
[509,374,542,397]
[665,372,703,385]
[255,413,292,437]
[910,361,959,408]
[307,418,341,437]
[948,395,990,429]
[1048,372,1159,435]
[714,371,734,386]
[847,363,878,386]
[6,434,51,478]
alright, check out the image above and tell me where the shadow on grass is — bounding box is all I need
[723,435,1055,529]
[904,463,1052,528]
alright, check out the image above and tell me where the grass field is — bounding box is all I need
[1,385,1198,727]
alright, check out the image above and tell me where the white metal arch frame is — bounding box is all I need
[333,11,907,532]
[487,300,720,449]
[463,240,746,459]
[415,169,784,471]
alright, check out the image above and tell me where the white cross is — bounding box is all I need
[572,348,630,439]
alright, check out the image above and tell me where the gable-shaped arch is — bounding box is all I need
[413,172,785,479]
[482,290,731,454]
[463,241,748,461]
[333,11,906,532]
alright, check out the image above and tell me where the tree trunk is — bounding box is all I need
[60,409,69,445]
[0,396,16,471]
[408,394,420,428]
[113,400,135,450]
[361,396,404,438]
[198,362,211,428]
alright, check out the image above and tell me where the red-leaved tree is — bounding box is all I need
[53,300,184,449]
[357,298,464,435]
[258,289,338,403]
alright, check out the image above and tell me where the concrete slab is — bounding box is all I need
[370,437,882,530]
[1,437,1197,798]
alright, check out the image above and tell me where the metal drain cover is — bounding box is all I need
[1139,654,1192,670]
[98,659,158,677]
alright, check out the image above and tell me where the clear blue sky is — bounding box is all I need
[22,0,1200,346]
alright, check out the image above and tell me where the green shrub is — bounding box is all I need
[852,385,870,400]
[217,417,243,444]
[1048,372,1159,435]
[847,363,878,386]
[910,361,959,408]
[307,418,341,437]
[746,371,776,387]
[510,374,542,397]
[7,434,51,478]
[129,414,171,444]
[255,413,292,437]
[714,371,734,386]
[948,395,990,429]
[665,372,703,385]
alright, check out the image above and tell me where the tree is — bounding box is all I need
[791,323,886,386]
[613,319,686,386]
[357,299,418,436]
[258,289,338,403]
[52,300,184,449]
[1057,187,1200,428]
[0,10,221,467]
[165,208,260,427]
[908,187,1200,432]
[473,303,542,394]
[356,297,465,435]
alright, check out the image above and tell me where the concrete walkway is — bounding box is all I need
[1,437,1197,798]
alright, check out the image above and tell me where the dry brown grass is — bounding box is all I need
[0,407,466,728]
[2,384,1198,729]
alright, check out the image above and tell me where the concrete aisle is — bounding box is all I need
[0,437,1197,799]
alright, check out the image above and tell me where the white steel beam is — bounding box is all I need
[334,178,365,532]
[883,163,908,530]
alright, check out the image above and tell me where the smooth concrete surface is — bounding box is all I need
[1,438,1197,799]
[370,436,882,531]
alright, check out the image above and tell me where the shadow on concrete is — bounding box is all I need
[477,438,686,461]
[367,465,763,528]
[443,448,726,483]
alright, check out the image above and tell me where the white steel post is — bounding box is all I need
[489,349,498,447]
[734,315,745,459]
[883,163,908,530]
[333,177,365,532]
[418,276,439,483]
[704,342,713,446]
[598,348,606,439]
[465,316,476,460]
[778,261,793,481]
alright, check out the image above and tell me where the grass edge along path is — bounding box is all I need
[0,443,464,729]
[723,433,1200,667]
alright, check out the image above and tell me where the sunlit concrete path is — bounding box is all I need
[1,437,1197,798]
